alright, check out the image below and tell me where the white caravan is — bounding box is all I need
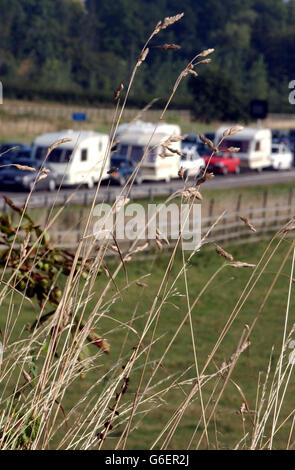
[114,120,181,182]
[31,130,110,187]
[215,126,271,171]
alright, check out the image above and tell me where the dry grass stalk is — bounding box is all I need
[155,43,181,50]
[136,281,148,288]
[188,69,198,78]
[215,244,234,261]
[230,261,256,269]
[155,239,163,251]
[130,242,149,255]
[156,228,169,246]
[240,216,257,233]
[199,134,218,152]
[227,147,240,153]
[114,83,124,101]
[154,13,184,35]
[182,187,203,201]
[196,172,214,185]
[47,138,72,155]
[12,164,36,172]
[197,48,215,58]
[283,225,295,233]
[223,126,244,137]
[0,146,19,158]
[178,167,184,179]
[107,167,119,175]
[137,48,149,67]
[36,173,48,183]
[195,58,212,65]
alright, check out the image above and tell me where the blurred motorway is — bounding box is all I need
[0,168,294,209]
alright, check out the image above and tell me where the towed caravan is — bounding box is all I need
[215,126,271,171]
[31,130,110,188]
[114,121,181,182]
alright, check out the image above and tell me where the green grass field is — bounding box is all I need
[1,237,295,449]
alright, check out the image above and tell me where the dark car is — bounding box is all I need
[0,142,25,154]
[109,155,142,186]
[0,144,32,166]
[0,158,57,192]
[182,133,213,157]
[289,129,295,153]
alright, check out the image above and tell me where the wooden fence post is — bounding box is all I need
[288,188,293,220]
[208,198,215,219]
[235,193,242,239]
[262,190,268,229]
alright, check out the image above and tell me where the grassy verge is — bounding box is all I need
[1,238,294,449]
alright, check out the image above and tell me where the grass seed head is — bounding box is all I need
[227,147,240,153]
[230,261,256,268]
[13,164,35,171]
[240,216,257,233]
[198,48,215,58]
[114,83,124,101]
[196,172,214,185]
[137,48,149,67]
[223,126,244,137]
[199,134,218,152]
[215,244,234,261]
[156,43,181,50]
[154,13,184,35]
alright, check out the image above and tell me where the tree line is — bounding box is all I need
[0,0,295,121]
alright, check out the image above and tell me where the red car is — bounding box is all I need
[203,150,240,175]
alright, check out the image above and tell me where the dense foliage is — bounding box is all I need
[0,0,295,119]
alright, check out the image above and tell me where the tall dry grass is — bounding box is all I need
[0,13,295,450]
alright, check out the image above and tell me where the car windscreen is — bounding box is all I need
[183,135,198,145]
[35,146,72,163]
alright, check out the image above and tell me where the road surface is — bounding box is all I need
[0,168,294,209]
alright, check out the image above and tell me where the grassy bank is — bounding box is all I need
[1,238,295,449]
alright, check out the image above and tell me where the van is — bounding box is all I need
[114,120,181,182]
[31,130,110,188]
[215,126,271,171]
